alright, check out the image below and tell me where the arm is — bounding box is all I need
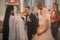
[30,14,39,37]
[37,19,49,36]
[32,14,39,34]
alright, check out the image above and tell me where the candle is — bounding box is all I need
[20,0,24,13]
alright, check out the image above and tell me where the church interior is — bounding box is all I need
[0,0,60,40]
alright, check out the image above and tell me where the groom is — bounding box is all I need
[24,6,38,40]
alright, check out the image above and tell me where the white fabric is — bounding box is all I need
[9,15,16,40]
[9,15,28,40]
[32,9,54,40]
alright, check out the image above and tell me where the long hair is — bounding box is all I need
[3,5,14,40]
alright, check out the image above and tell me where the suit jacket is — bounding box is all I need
[51,10,59,29]
[26,13,39,35]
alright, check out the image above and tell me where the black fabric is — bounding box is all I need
[51,23,58,39]
[26,13,39,40]
[51,10,59,39]
[3,5,14,40]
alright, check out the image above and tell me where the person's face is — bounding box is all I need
[37,9,43,14]
[40,9,43,13]
[25,8,30,13]
[52,4,56,10]
[37,9,40,13]
[10,10,14,15]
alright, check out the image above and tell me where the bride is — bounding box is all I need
[9,13,28,40]
[32,7,54,40]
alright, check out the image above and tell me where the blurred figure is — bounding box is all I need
[3,5,14,40]
[9,14,28,40]
[52,3,57,11]
[32,7,54,40]
[24,6,38,40]
[51,3,59,40]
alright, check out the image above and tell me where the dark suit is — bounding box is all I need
[51,10,59,39]
[26,13,38,40]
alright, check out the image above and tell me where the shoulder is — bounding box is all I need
[10,15,14,19]
[31,13,36,17]
[14,15,23,22]
[9,15,15,21]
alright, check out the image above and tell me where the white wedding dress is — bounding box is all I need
[9,15,28,40]
[32,14,54,40]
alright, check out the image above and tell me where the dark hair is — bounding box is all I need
[40,8,43,10]
[25,6,30,9]
[3,5,14,40]
[38,7,43,10]
[53,3,57,6]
